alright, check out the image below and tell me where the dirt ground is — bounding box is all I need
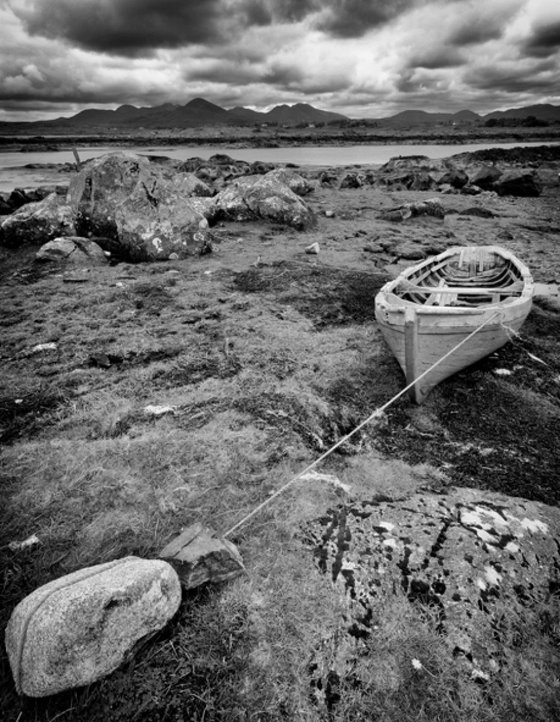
[1,154,560,720]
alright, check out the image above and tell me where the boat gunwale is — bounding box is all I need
[376,245,534,315]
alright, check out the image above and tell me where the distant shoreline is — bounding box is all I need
[1,125,560,152]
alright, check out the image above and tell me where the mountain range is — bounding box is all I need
[1,98,559,130]
[47,98,348,129]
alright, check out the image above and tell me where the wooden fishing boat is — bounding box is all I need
[374,245,534,403]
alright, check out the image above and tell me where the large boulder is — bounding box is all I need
[0,193,76,248]
[265,168,314,195]
[469,165,502,190]
[35,236,108,266]
[209,173,316,229]
[438,168,469,189]
[493,169,541,197]
[5,556,181,697]
[113,181,212,261]
[207,177,257,222]
[408,171,437,191]
[374,156,444,191]
[305,487,560,676]
[68,151,213,261]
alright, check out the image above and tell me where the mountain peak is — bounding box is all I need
[185,97,225,110]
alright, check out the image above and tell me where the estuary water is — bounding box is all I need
[0,140,556,193]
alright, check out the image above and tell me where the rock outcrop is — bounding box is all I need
[305,487,560,676]
[5,557,181,697]
[68,151,213,261]
[0,193,76,248]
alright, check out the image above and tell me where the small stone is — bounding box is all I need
[30,342,57,354]
[363,243,384,253]
[324,210,335,218]
[305,242,320,255]
[159,522,245,589]
[8,534,40,552]
[144,404,175,417]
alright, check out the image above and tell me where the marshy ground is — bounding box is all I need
[1,163,560,720]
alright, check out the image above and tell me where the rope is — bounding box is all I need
[222,310,502,539]
[499,321,549,366]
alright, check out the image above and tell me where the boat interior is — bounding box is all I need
[395,247,525,307]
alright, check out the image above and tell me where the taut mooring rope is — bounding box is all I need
[222,310,502,539]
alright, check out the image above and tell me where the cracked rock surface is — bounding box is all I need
[303,487,560,672]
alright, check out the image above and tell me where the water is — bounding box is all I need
[0,140,556,193]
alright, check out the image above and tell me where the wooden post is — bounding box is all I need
[404,307,419,402]
[72,147,82,171]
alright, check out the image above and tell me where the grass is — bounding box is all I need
[2,178,560,720]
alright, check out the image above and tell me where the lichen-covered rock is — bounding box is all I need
[114,181,212,261]
[265,168,314,195]
[167,171,213,198]
[68,151,213,261]
[35,236,108,265]
[209,174,316,229]
[0,193,76,248]
[209,176,259,222]
[5,557,181,697]
[304,487,560,675]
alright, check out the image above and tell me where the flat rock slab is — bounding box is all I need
[5,556,181,697]
[159,522,245,589]
[304,487,560,673]
[36,236,108,266]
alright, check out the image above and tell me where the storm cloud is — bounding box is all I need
[316,0,418,38]
[524,21,560,58]
[1,0,559,122]
[14,0,227,55]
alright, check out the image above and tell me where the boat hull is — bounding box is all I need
[374,246,533,403]
[375,305,531,403]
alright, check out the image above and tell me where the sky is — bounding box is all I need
[0,0,559,122]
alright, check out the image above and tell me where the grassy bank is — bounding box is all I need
[1,174,560,720]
